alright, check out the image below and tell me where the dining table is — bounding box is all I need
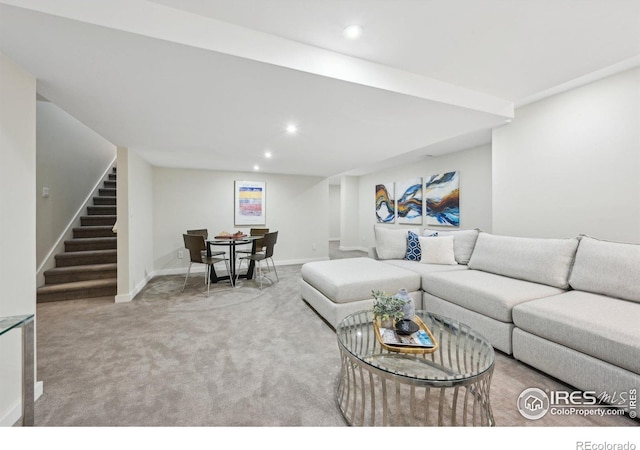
[206,235,260,285]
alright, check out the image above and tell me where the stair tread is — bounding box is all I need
[45,263,117,274]
[65,237,117,243]
[56,249,117,257]
[37,278,117,293]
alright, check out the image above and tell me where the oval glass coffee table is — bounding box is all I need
[336,310,495,426]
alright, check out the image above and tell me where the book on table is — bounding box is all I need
[379,327,435,348]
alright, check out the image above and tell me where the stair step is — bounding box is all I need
[73,225,116,238]
[55,249,117,267]
[108,173,117,181]
[87,205,116,215]
[65,237,117,252]
[112,167,117,173]
[93,196,116,205]
[99,188,116,196]
[81,215,116,226]
[37,278,117,303]
[44,263,117,284]
[104,180,116,189]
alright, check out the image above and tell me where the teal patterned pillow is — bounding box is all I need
[405,231,422,261]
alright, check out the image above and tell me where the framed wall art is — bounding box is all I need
[425,171,459,227]
[234,180,266,226]
[375,182,395,223]
[397,177,423,224]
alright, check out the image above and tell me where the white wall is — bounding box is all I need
[357,144,493,249]
[36,100,116,283]
[328,184,341,241]
[152,168,329,275]
[493,68,640,242]
[116,148,155,302]
[340,176,360,250]
[0,54,37,426]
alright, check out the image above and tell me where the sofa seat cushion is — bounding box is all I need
[512,291,640,374]
[381,259,468,287]
[422,269,566,322]
[301,257,421,304]
[468,233,579,289]
[569,236,640,303]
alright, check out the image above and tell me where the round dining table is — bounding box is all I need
[206,235,260,285]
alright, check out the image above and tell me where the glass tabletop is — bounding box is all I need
[0,314,34,336]
[207,236,259,244]
[336,310,494,385]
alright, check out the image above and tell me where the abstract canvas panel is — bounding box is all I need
[425,171,459,227]
[375,182,395,223]
[397,177,423,224]
[234,180,266,225]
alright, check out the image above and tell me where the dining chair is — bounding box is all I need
[236,228,269,258]
[187,228,225,257]
[236,231,279,289]
[182,233,233,294]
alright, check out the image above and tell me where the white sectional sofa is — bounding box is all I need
[300,225,640,409]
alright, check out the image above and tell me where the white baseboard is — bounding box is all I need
[114,294,131,303]
[116,271,154,303]
[0,381,43,427]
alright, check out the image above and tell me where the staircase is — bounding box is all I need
[37,167,118,302]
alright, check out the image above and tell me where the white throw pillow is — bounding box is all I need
[419,235,458,265]
[423,228,480,264]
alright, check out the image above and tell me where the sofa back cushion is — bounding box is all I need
[423,228,479,264]
[569,236,640,303]
[468,233,579,289]
[374,225,419,260]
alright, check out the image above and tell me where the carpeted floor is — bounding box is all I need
[33,261,638,429]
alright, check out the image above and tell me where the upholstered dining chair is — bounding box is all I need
[182,233,233,294]
[187,228,225,257]
[236,231,279,289]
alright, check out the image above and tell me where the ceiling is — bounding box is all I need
[1,0,639,178]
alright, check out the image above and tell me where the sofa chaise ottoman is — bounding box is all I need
[300,257,421,328]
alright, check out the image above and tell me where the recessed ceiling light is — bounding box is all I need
[343,24,363,40]
[264,151,272,158]
[286,123,298,134]
[253,165,260,171]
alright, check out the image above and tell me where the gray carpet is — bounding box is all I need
[33,262,638,429]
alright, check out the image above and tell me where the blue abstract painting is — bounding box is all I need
[425,171,459,227]
[397,177,423,224]
[375,182,395,223]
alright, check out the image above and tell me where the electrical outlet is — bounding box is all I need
[178,250,184,259]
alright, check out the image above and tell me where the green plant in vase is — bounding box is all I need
[371,290,405,328]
